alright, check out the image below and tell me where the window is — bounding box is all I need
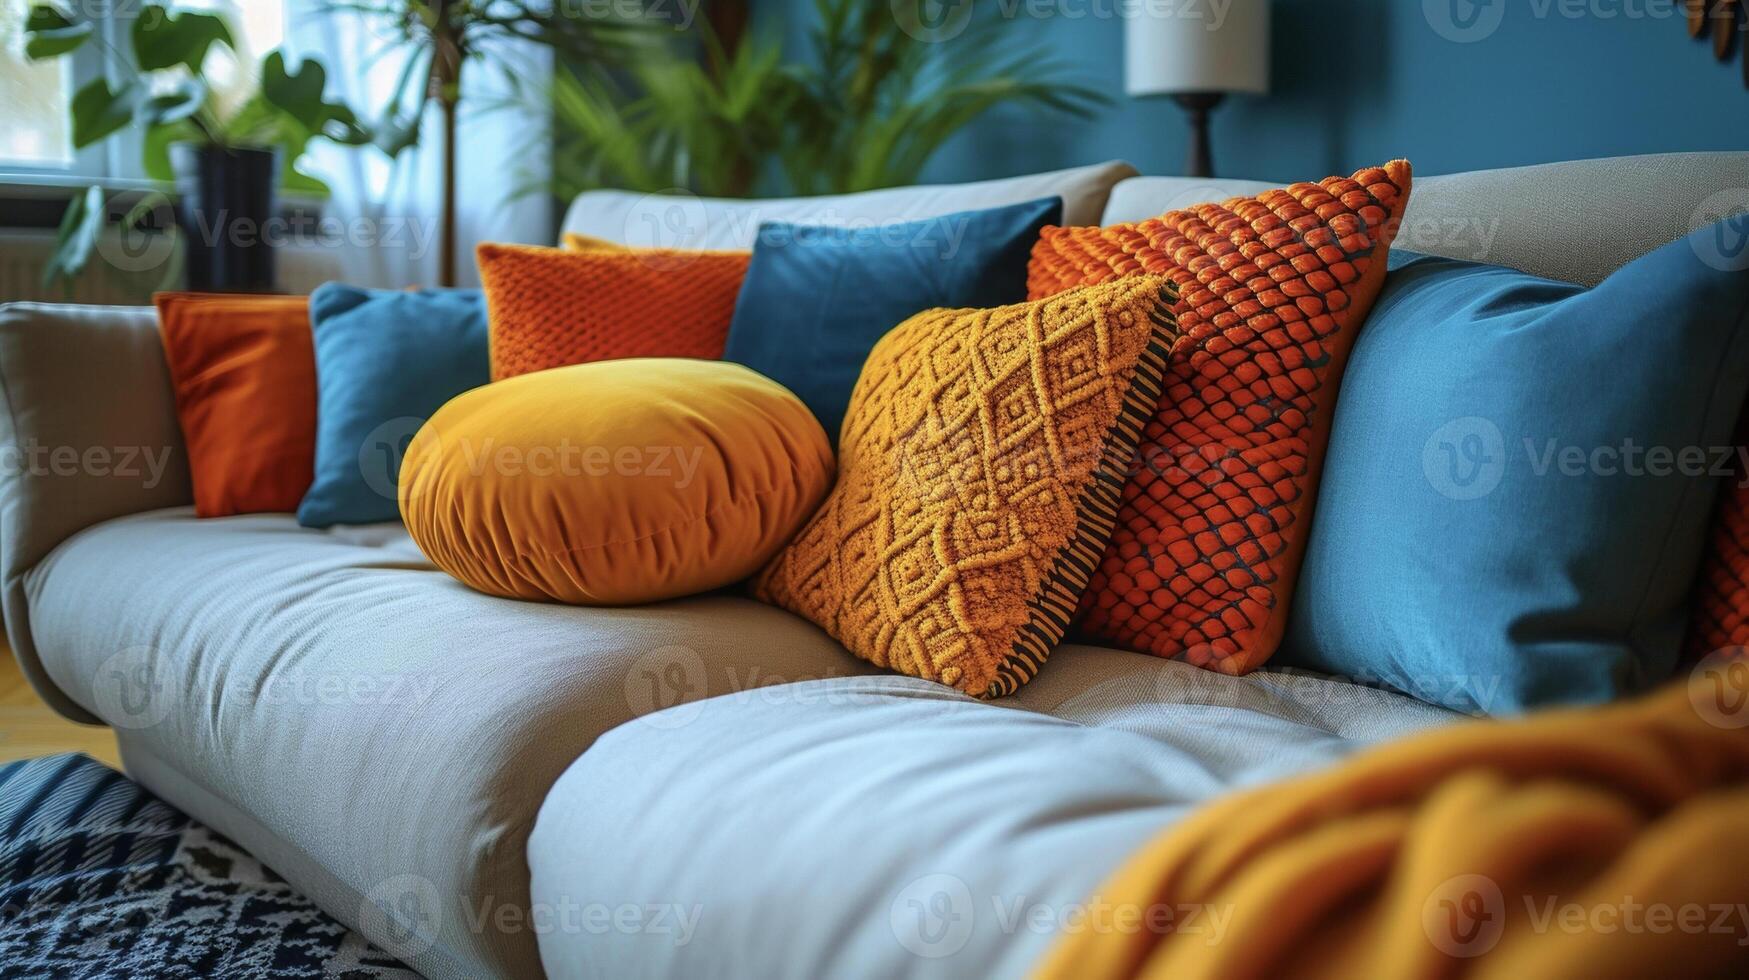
[1,0,75,168]
[0,0,287,185]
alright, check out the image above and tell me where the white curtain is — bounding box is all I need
[283,2,553,289]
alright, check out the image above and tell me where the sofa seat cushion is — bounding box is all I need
[528,648,1457,979]
[21,508,877,980]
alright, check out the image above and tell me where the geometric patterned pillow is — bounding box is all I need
[1027,161,1413,675]
[753,276,1180,698]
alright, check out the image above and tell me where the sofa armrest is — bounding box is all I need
[0,302,192,720]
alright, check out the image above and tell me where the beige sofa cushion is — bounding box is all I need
[23,508,878,980]
[560,161,1138,249]
[530,653,1455,979]
[1101,152,1749,287]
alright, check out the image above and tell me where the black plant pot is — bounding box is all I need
[169,143,280,293]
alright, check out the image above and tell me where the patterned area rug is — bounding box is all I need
[0,754,419,979]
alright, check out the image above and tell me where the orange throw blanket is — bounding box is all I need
[1036,673,1749,980]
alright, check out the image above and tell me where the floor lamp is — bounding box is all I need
[1125,2,1271,179]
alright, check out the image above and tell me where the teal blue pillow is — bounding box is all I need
[1282,225,1749,715]
[297,284,488,528]
[722,197,1061,443]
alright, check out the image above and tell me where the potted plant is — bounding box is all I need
[320,0,657,285]
[535,0,1107,201]
[24,3,370,291]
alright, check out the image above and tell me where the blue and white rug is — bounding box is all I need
[0,754,418,979]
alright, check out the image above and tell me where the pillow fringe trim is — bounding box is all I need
[987,283,1180,698]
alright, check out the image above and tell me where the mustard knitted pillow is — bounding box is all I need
[753,276,1179,698]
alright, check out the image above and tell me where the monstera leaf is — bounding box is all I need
[131,5,233,73]
[22,5,93,59]
[260,52,372,145]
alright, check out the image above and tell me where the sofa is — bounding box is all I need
[1,151,1744,980]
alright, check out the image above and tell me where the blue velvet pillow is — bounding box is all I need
[722,197,1062,443]
[298,284,489,528]
[1281,225,1749,715]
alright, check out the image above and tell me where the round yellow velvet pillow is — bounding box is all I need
[399,358,832,605]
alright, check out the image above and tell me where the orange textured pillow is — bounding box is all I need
[477,241,749,380]
[154,292,316,517]
[1028,161,1413,675]
[1686,417,1749,660]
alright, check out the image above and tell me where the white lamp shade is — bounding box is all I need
[1125,0,1271,96]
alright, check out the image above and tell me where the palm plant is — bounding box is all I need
[542,29,793,201]
[321,0,660,283]
[544,0,1106,200]
[779,0,1106,196]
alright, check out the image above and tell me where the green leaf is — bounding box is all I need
[142,118,202,181]
[40,185,106,289]
[70,78,137,148]
[259,51,330,133]
[120,190,172,232]
[213,92,291,147]
[259,51,370,145]
[131,5,233,73]
[23,5,93,59]
[137,78,208,127]
[319,104,372,146]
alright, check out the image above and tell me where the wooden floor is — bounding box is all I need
[0,639,121,768]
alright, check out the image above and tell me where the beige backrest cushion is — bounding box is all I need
[560,161,1139,249]
[1100,152,1749,287]
[0,302,191,719]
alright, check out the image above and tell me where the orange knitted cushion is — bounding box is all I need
[477,241,749,380]
[1028,161,1413,675]
[753,276,1179,698]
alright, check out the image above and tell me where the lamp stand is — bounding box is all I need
[1171,92,1226,179]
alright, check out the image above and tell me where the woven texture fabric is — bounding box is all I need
[477,242,749,380]
[1027,161,1413,675]
[753,276,1179,699]
[1688,416,1749,658]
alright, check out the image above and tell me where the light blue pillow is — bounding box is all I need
[298,284,489,528]
[1281,223,1749,715]
[722,197,1061,443]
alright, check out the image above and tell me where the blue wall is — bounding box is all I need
[768,0,1747,183]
